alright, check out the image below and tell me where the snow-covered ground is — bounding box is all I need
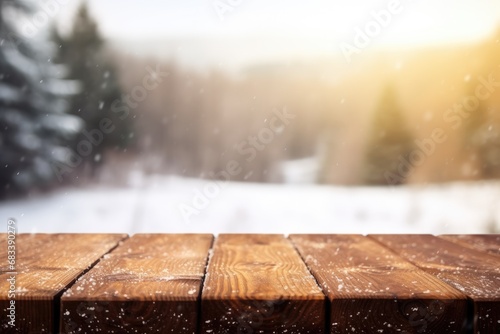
[1,175,499,235]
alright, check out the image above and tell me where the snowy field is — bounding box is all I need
[0,175,499,235]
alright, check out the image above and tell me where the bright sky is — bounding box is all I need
[57,0,500,42]
[56,0,500,68]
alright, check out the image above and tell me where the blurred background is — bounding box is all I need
[1,0,500,234]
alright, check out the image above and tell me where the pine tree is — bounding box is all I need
[462,83,500,179]
[0,0,83,198]
[60,1,133,174]
[362,85,414,185]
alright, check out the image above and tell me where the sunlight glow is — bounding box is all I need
[69,0,500,44]
[56,0,500,69]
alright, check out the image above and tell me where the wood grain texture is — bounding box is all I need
[201,234,325,334]
[371,234,500,333]
[0,233,126,333]
[439,234,500,257]
[290,234,467,334]
[61,234,213,334]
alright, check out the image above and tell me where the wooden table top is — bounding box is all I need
[0,233,498,333]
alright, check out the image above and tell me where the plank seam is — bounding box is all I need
[367,235,475,334]
[197,235,215,334]
[57,234,129,334]
[287,236,330,334]
[465,298,474,334]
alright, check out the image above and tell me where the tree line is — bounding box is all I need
[1,0,499,199]
[0,0,132,198]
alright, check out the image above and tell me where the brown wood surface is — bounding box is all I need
[60,234,213,334]
[0,233,126,333]
[371,234,500,333]
[201,234,326,334]
[0,233,497,333]
[439,234,500,257]
[290,234,467,334]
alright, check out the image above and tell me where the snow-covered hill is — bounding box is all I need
[1,176,499,235]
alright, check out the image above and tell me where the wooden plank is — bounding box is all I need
[61,234,213,334]
[371,234,500,333]
[290,234,467,333]
[439,234,500,257]
[201,234,326,334]
[0,233,126,333]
